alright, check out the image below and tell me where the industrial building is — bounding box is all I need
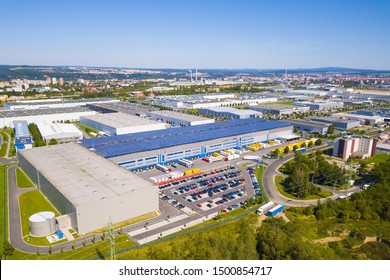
[294,100,344,110]
[146,110,214,126]
[354,108,390,122]
[13,120,33,151]
[282,119,330,134]
[80,113,166,136]
[198,107,262,119]
[308,117,361,130]
[5,98,118,110]
[147,93,277,109]
[249,104,310,115]
[86,102,158,118]
[81,118,294,171]
[333,136,377,160]
[0,107,96,128]
[36,121,83,143]
[332,113,385,125]
[18,144,158,234]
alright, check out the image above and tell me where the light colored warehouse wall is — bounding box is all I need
[76,185,158,234]
[18,153,78,230]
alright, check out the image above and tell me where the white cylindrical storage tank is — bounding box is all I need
[29,211,56,237]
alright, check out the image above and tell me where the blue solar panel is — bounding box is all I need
[80,118,292,158]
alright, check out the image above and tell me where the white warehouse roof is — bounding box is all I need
[81,112,165,129]
[19,143,155,207]
[37,121,83,141]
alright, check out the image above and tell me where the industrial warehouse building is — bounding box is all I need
[5,97,118,110]
[0,107,96,128]
[86,102,158,117]
[308,117,360,130]
[18,144,158,234]
[81,118,294,171]
[80,112,166,136]
[332,113,385,125]
[147,93,277,109]
[198,107,262,120]
[294,100,344,110]
[283,119,331,134]
[249,104,310,115]
[36,121,83,143]
[146,110,214,126]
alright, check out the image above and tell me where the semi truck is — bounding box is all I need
[178,159,193,167]
[224,154,240,161]
[267,204,284,217]
[156,164,170,173]
[256,201,275,215]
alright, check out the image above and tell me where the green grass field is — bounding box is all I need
[16,168,35,188]
[364,153,390,165]
[19,190,60,238]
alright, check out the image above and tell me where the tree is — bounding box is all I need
[300,142,307,148]
[3,240,14,257]
[48,139,58,145]
[293,127,299,134]
[327,125,335,135]
[284,146,290,154]
[364,120,370,125]
[293,145,298,152]
[315,139,322,146]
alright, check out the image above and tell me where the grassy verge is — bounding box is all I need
[19,190,60,239]
[9,234,135,260]
[274,100,295,105]
[254,164,269,201]
[89,211,158,234]
[364,153,390,165]
[0,143,7,157]
[76,123,99,138]
[275,176,332,200]
[16,168,35,188]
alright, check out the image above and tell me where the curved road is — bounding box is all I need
[261,144,360,207]
[7,165,181,255]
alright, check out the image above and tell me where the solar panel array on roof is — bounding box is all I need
[81,118,292,158]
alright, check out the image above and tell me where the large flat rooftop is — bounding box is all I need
[250,104,298,110]
[81,118,292,158]
[6,97,117,107]
[148,110,213,122]
[87,102,158,116]
[201,107,261,116]
[81,112,165,128]
[0,106,94,118]
[283,119,331,128]
[19,144,154,207]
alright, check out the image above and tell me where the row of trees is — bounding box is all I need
[28,123,46,147]
[281,151,346,198]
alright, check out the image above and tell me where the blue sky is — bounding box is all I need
[1,0,389,69]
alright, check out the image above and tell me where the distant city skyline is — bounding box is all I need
[1,0,389,70]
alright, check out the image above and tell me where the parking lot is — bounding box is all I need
[159,166,256,216]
